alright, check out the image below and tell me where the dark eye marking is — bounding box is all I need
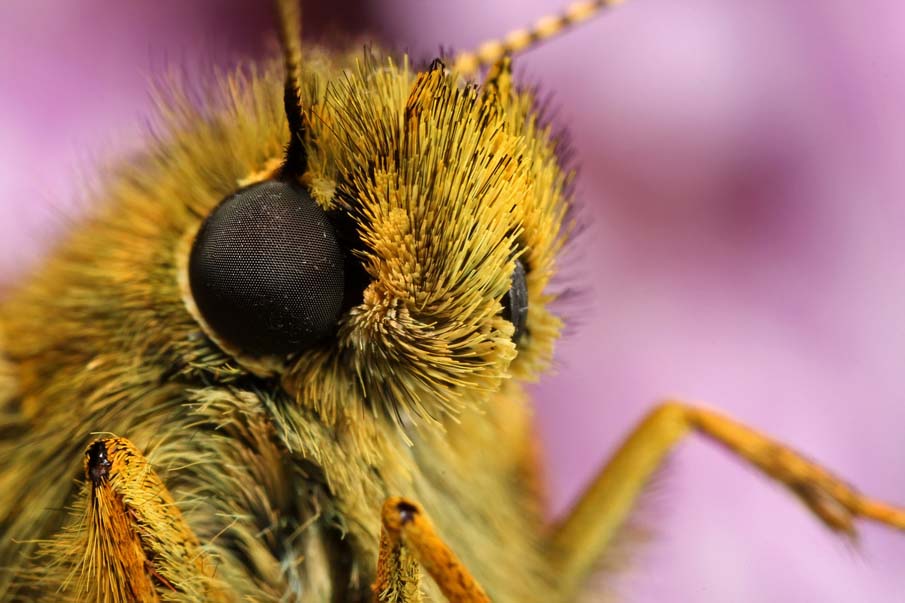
[501,259,528,343]
[188,179,345,358]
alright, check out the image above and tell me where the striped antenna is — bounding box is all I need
[274,0,307,176]
[452,0,624,76]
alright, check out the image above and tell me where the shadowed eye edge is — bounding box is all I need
[501,258,528,343]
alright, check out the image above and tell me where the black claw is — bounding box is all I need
[397,501,418,525]
[86,440,112,487]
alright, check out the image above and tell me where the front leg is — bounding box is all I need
[549,401,905,599]
[372,497,491,603]
[24,437,226,602]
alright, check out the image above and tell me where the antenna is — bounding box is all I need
[453,0,623,76]
[274,0,307,176]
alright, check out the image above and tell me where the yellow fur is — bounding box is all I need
[0,42,569,602]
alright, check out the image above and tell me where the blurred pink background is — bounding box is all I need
[3,1,905,601]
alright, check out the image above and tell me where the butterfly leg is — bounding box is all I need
[29,437,225,602]
[548,401,905,598]
[372,497,491,603]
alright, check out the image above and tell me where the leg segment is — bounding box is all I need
[372,497,490,603]
[549,401,905,598]
[28,437,224,602]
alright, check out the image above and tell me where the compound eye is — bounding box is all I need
[188,180,344,358]
[501,259,528,343]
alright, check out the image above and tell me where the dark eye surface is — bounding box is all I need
[502,259,528,343]
[188,180,344,357]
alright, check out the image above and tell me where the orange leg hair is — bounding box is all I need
[27,437,225,603]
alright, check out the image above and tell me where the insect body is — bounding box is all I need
[1,1,904,602]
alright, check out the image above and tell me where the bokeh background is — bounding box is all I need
[3,1,905,601]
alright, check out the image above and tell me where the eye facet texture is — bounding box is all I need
[502,259,528,343]
[188,180,344,357]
